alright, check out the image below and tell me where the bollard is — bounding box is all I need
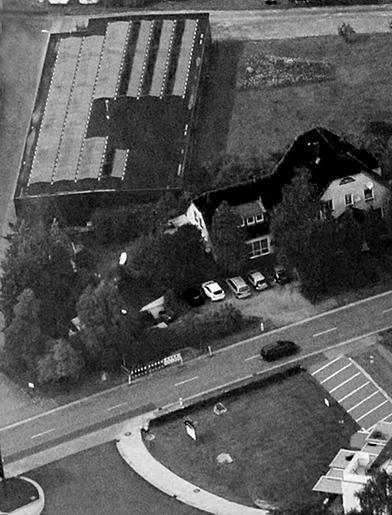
[208,345,213,357]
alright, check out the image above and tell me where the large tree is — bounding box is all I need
[2,289,44,372]
[348,469,392,515]
[36,338,85,385]
[270,168,320,273]
[209,201,248,275]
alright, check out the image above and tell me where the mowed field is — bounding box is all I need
[194,33,392,165]
[146,370,358,510]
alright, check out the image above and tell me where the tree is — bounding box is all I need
[348,469,392,515]
[338,22,356,43]
[209,201,248,275]
[77,281,142,369]
[270,168,320,274]
[36,339,85,385]
[2,289,44,372]
[363,208,387,252]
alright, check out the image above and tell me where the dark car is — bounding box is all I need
[273,265,290,285]
[182,286,205,307]
[260,340,299,361]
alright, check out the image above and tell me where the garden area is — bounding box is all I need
[145,369,358,511]
[193,33,392,167]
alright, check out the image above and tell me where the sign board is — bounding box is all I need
[184,419,197,441]
[163,353,182,366]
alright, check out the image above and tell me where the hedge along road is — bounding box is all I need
[2,287,392,472]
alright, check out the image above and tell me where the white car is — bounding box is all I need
[202,281,225,302]
[247,271,269,291]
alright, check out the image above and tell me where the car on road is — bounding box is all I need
[182,286,205,307]
[247,270,269,291]
[226,276,251,299]
[202,281,225,302]
[260,340,299,361]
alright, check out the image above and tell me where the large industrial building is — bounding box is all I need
[15,13,211,225]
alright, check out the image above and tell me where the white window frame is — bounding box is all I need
[248,237,270,259]
[246,216,255,226]
[323,199,334,212]
[239,217,245,228]
[255,213,264,223]
[345,193,353,206]
[364,187,374,201]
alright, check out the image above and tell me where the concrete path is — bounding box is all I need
[117,416,267,515]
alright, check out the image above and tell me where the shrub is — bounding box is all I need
[338,23,356,43]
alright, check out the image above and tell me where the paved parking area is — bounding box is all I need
[310,356,392,431]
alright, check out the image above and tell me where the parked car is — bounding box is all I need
[260,340,299,361]
[202,281,225,302]
[247,270,269,291]
[226,276,251,299]
[273,265,290,285]
[182,286,205,307]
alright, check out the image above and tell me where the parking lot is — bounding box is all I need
[310,356,392,431]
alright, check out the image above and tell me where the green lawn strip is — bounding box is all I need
[147,371,357,510]
[0,477,38,512]
[194,34,392,165]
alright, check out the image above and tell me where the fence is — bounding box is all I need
[121,352,183,384]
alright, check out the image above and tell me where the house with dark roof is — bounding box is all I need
[14,13,210,226]
[186,127,390,261]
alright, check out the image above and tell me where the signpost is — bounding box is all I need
[184,419,197,441]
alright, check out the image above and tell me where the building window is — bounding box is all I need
[248,238,270,259]
[239,217,245,228]
[255,213,264,223]
[323,199,334,212]
[364,187,374,201]
[345,193,353,206]
[246,216,255,226]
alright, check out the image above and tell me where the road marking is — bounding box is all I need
[31,428,55,439]
[382,412,392,423]
[244,355,259,361]
[357,400,389,422]
[311,356,342,376]
[347,391,379,413]
[107,402,127,411]
[382,307,392,314]
[175,376,198,387]
[313,327,337,338]
[320,363,352,384]
[329,372,361,393]
[338,381,369,402]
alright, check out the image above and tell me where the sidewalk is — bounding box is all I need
[117,415,268,515]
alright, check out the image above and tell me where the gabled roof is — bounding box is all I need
[192,127,381,224]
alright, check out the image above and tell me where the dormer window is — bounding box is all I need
[345,193,353,206]
[323,199,334,212]
[246,216,255,226]
[364,187,374,201]
[255,213,264,223]
[239,217,245,227]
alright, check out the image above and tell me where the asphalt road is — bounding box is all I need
[2,288,392,464]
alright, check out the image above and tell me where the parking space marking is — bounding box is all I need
[383,413,392,423]
[357,400,389,422]
[329,372,361,393]
[311,356,342,376]
[313,327,337,338]
[175,376,199,387]
[320,363,353,384]
[244,355,259,362]
[338,381,370,403]
[31,428,56,439]
[382,307,392,314]
[107,402,127,411]
[347,391,379,413]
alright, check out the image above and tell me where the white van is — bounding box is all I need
[226,276,251,299]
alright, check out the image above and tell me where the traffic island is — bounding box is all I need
[0,476,44,515]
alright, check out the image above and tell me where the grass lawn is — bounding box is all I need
[193,34,392,167]
[0,477,38,513]
[146,370,358,510]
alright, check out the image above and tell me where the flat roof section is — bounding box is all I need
[94,21,130,100]
[149,20,176,97]
[29,38,82,185]
[55,36,103,183]
[172,19,198,97]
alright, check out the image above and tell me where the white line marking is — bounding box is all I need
[329,372,361,393]
[357,400,389,422]
[313,327,337,338]
[381,412,392,423]
[347,391,379,413]
[31,428,56,439]
[311,356,342,376]
[107,402,127,411]
[382,307,392,314]
[320,363,352,384]
[175,376,198,387]
[338,381,369,402]
[244,355,259,361]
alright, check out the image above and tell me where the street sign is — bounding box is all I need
[184,419,197,441]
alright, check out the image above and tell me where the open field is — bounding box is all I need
[194,33,392,166]
[146,370,358,510]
